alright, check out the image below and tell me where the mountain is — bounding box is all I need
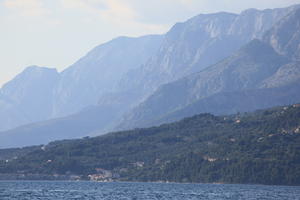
[0,5,299,144]
[0,92,137,148]
[0,35,163,131]
[0,66,60,131]
[116,5,299,98]
[263,8,300,61]
[0,94,28,132]
[53,35,163,117]
[0,34,164,146]
[1,104,299,185]
[117,7,300,130]
[0,105,113,148]
[117,40,291,129]
[149,83,300,126]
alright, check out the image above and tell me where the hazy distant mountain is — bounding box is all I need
[0,104,119,148]
[0,35,163,131]
[101,5,300,131]
[117,40,290,129]
[0,66,59,131]
[0,94,29,132]
[117,5,299,98]
[53,35,163,117]
[0,5,299,147]
[117,8,300,130]
[143,83,300,127]
[0,90,140,148]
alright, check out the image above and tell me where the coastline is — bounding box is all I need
[0,175,299,187]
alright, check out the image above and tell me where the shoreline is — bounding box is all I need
[0,179,299,187]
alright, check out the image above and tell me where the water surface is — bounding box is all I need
[0,181,299,200]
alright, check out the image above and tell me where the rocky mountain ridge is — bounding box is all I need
[0,35,163,131]
[0,5,299,147]
[116,7,300,130]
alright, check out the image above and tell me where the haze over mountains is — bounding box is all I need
[53,35,163,118]
[117,5,299,96]
[0,35,163,131]
[0,4,300,148]
[0,67,60,131]
[118,8,300,129]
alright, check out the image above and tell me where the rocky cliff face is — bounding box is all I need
[263,8,300,61]
[117,5,299,98]
[53,35,163,117]
[116,7,300,130]
[116,40,290,129]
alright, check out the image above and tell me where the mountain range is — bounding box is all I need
[0,4,299,148]
[0,35,162,131]
[118,7,300,129]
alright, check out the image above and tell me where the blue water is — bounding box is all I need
[0,181,299,200]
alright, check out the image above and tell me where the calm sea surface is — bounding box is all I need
[0,181,299,200]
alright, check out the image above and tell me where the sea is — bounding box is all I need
[0,181,299,200]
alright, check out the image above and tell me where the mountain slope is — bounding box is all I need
[116,7,300,130]
[263,8,300,60]
[1,104,299,185]
[0,105,115,148]
[0,94,29,132]
[0,5,298,142]
[0,66,60,131]
[117,39,290,129]
[0,35,163,131]
[150,83,300,126]
[0,90,138,148]
[117,5,299,97]
[53,35,163,117]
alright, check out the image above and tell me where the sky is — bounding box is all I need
[1,0,300,86]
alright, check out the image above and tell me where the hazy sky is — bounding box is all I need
[1,0,300,86]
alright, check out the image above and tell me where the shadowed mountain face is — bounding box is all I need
[0,90,141,148]
[0,104,120,148]
[0,5,300,147]
[117,8,300,130]
[142,83,300,127]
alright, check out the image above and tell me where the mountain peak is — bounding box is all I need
[19,65,58,78]
[240,8,259,14]
[2,66,59,89]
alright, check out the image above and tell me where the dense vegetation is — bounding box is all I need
[0,104,300,185]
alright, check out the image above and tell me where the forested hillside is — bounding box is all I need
[0,104,299,185]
